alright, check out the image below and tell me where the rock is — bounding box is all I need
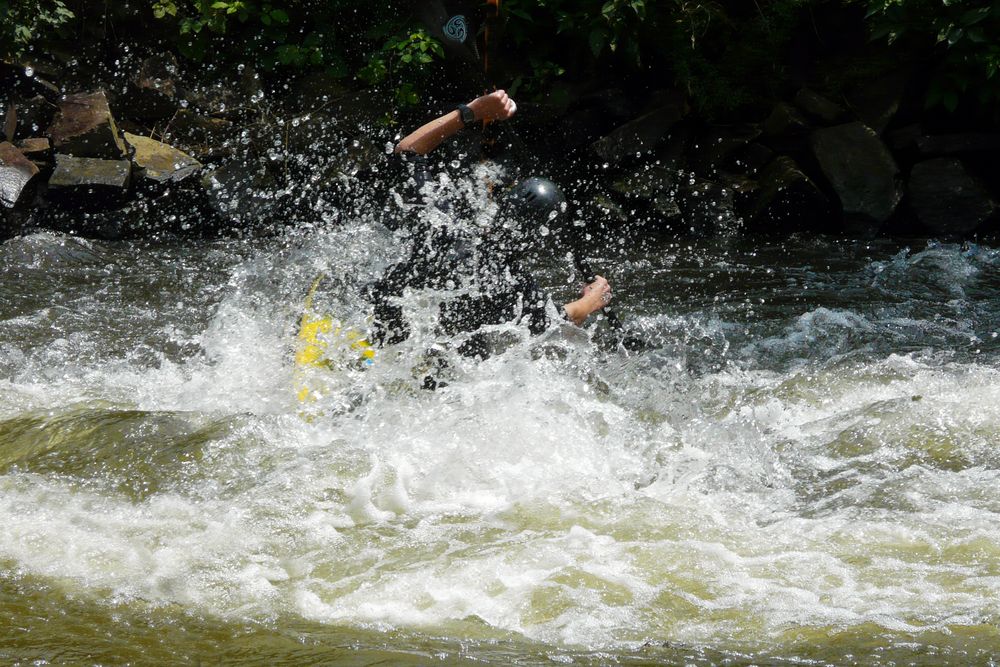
[747,156,831,232]
[200,160,285,225]
[763,102,810,138]
[734,142,775,174]
[688,124,761,174]
[908,158,996,236]
[126,53,180,121]
[48,91,127,159]
[887,123,922,153]
[810,122,902,228]
[3,105,14,142]
[610,163,684,221]
[162,110,236,160]
[0,142,40,208]
[48,154,131,196]
[846,69,909,135]
[591,93,685,165]
[123,132,201,182]
[794,88,847,124]
[676,176,738,234]
[916,134,1000,157]
[13,95,55,139]
[18,137,51,155]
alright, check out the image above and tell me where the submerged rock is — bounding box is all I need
[0,142,39,208]
[123,132,201,183]
[908,158,996,236]
[48,91,126,159]
[810,122,902,229]
[49,154,131,195]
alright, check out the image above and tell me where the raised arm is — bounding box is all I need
[394,90,517,155]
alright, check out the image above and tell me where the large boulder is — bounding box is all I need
[908,158,996,236]
[916,134,1000,157]
[591,93,685,165]
[48,91,126,159]
[688,124,761,174]
[746,156,832,232]
[794,88,847,124]
[48,154,131,197]
[846,69,909,135]
[126,53,180,121]
[123,132,201,183]
[810,122,902,229]
[13,95,56,139]
[162,110,236,160]
[0,142,39,208]
[200,160,285,225]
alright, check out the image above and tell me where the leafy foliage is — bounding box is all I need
[866,0,1000,111]
[0,0,74,61]
[358,29,445,107]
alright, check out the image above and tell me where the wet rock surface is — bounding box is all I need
[49,155,131,194]
[124,132,201,183]
[811,122,902,229]
[0,142,40,209]
[48,91,126,159]
[908,158,997,236]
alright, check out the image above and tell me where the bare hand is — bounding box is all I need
[582,275,612,310]
[468,90,517,123]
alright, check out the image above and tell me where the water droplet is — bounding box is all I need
[23,66,34,77]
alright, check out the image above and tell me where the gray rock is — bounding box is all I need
[0,141,39,208]
[14,95,56,138]
[127,53,180,121]
[48,91,126,159]
[676,175,739,234]
[162,110,236,160]
[810,122,902,228]
[688,124,761,174]
[123,132,201,182]
[17,137,51,161]
[49,154,131,193]
[747,156,831,232]
[200,161,284,224]
[916,134,1000,156]
[846,69,909,135]
[763,102,810,138]
[794,88,847,124]
[591,94,685,165]
[908,158,996,236]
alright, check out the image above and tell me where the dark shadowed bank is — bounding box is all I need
[1,0,999,243]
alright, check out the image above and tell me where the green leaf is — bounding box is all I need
[270,8,289,23]
[261,13,271,25]
[589,28,606,57]
[211,1,228,8]
[942,90,959,112]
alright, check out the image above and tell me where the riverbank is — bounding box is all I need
[2,2,999,243]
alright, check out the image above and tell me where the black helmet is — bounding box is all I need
[504,177,566,224]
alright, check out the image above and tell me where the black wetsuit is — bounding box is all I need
[370,152,552,358]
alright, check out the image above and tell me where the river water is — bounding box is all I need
[3,208,1000,664]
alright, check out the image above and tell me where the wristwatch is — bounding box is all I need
[456,103,476,126]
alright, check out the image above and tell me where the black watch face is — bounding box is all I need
[460,106,475,125]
